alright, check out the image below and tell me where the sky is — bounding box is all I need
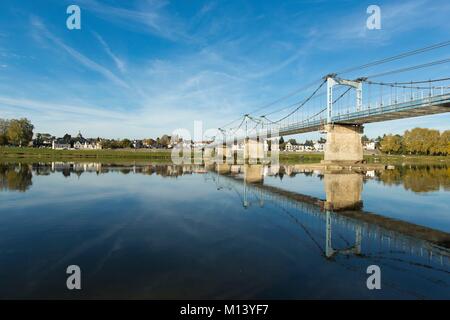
[0,0,449,141]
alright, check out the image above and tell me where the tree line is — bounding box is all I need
[0,118,34,147]
[380,128,450,155]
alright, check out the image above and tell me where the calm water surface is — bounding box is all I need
[0,162,449,299]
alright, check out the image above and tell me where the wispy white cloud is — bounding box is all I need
[30,17,129,89]
[311,0,450,46]
[197,1,217,18]
[93,32,126,73]
[78,0,191,42]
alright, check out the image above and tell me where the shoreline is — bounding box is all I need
[1,147,449,166]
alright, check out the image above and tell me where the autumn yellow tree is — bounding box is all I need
[6,118,34,147]
[403,128,447,155]
[438,130,450,155]
[380,134,402,154]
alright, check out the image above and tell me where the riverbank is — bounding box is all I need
[0,147,173,162]
[1,147,449,165]
[278,151,450,165]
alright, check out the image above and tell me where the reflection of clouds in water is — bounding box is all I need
[0,190,123,210]
[0,162,449,299]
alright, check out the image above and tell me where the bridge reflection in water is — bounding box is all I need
[1,161,449,297]
[209,163,450,270]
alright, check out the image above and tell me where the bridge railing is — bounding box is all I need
[333,92,450,123]
[213,87,450,145]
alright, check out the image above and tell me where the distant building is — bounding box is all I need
[51,131,101,150]
[192,141,213,149]
[133,140,143,149]
[71,132,101,150]
[366,170,375,177]
[73,140,102,150]
[33,133,54,148]
[52,140,71,150]
[313,142,325,151]
[364,141,376,150]
[285,142,300,152]
[284,142,292,151]
[285,140,325,152]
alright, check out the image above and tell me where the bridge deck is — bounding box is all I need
[280,93,450,136]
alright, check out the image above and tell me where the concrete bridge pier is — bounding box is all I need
[244,138,265,164]
[215,144,231,163]
[243,164,264,184]
[323,172,363,211]
[216,163,231,174]
[322,124,364,164]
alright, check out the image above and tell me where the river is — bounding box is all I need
[0,162,449,299]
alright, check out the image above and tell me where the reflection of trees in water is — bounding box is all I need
[3,162,449,194]
[0,163,33,191]
[62,168,71,177]
[32,163,52,176]
[377,166,450,193]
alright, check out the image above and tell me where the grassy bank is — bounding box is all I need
[364,154,450,165]
[0,147,173,162]
[1,147,449,165]
[278,152,323,163]
[279,151,450,165]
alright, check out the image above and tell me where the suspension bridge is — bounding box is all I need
[211,41,450,164]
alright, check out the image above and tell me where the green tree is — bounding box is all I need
[62,134,72,144]
[160,135,171,147]
[374,136,383,149]
[0,119,9,145]
[143,138,156,148]
[279,136,285,151]
[120,139,132,148]
[7,118,34,147]
[304,140,314,147]
[100,139,112,149]
[361,135,370,143]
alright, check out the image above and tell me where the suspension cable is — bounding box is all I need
[336,40,450,75]
[263,79,327,124]
[365,58,450,79]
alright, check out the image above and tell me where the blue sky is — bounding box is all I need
[0,0,449,140]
